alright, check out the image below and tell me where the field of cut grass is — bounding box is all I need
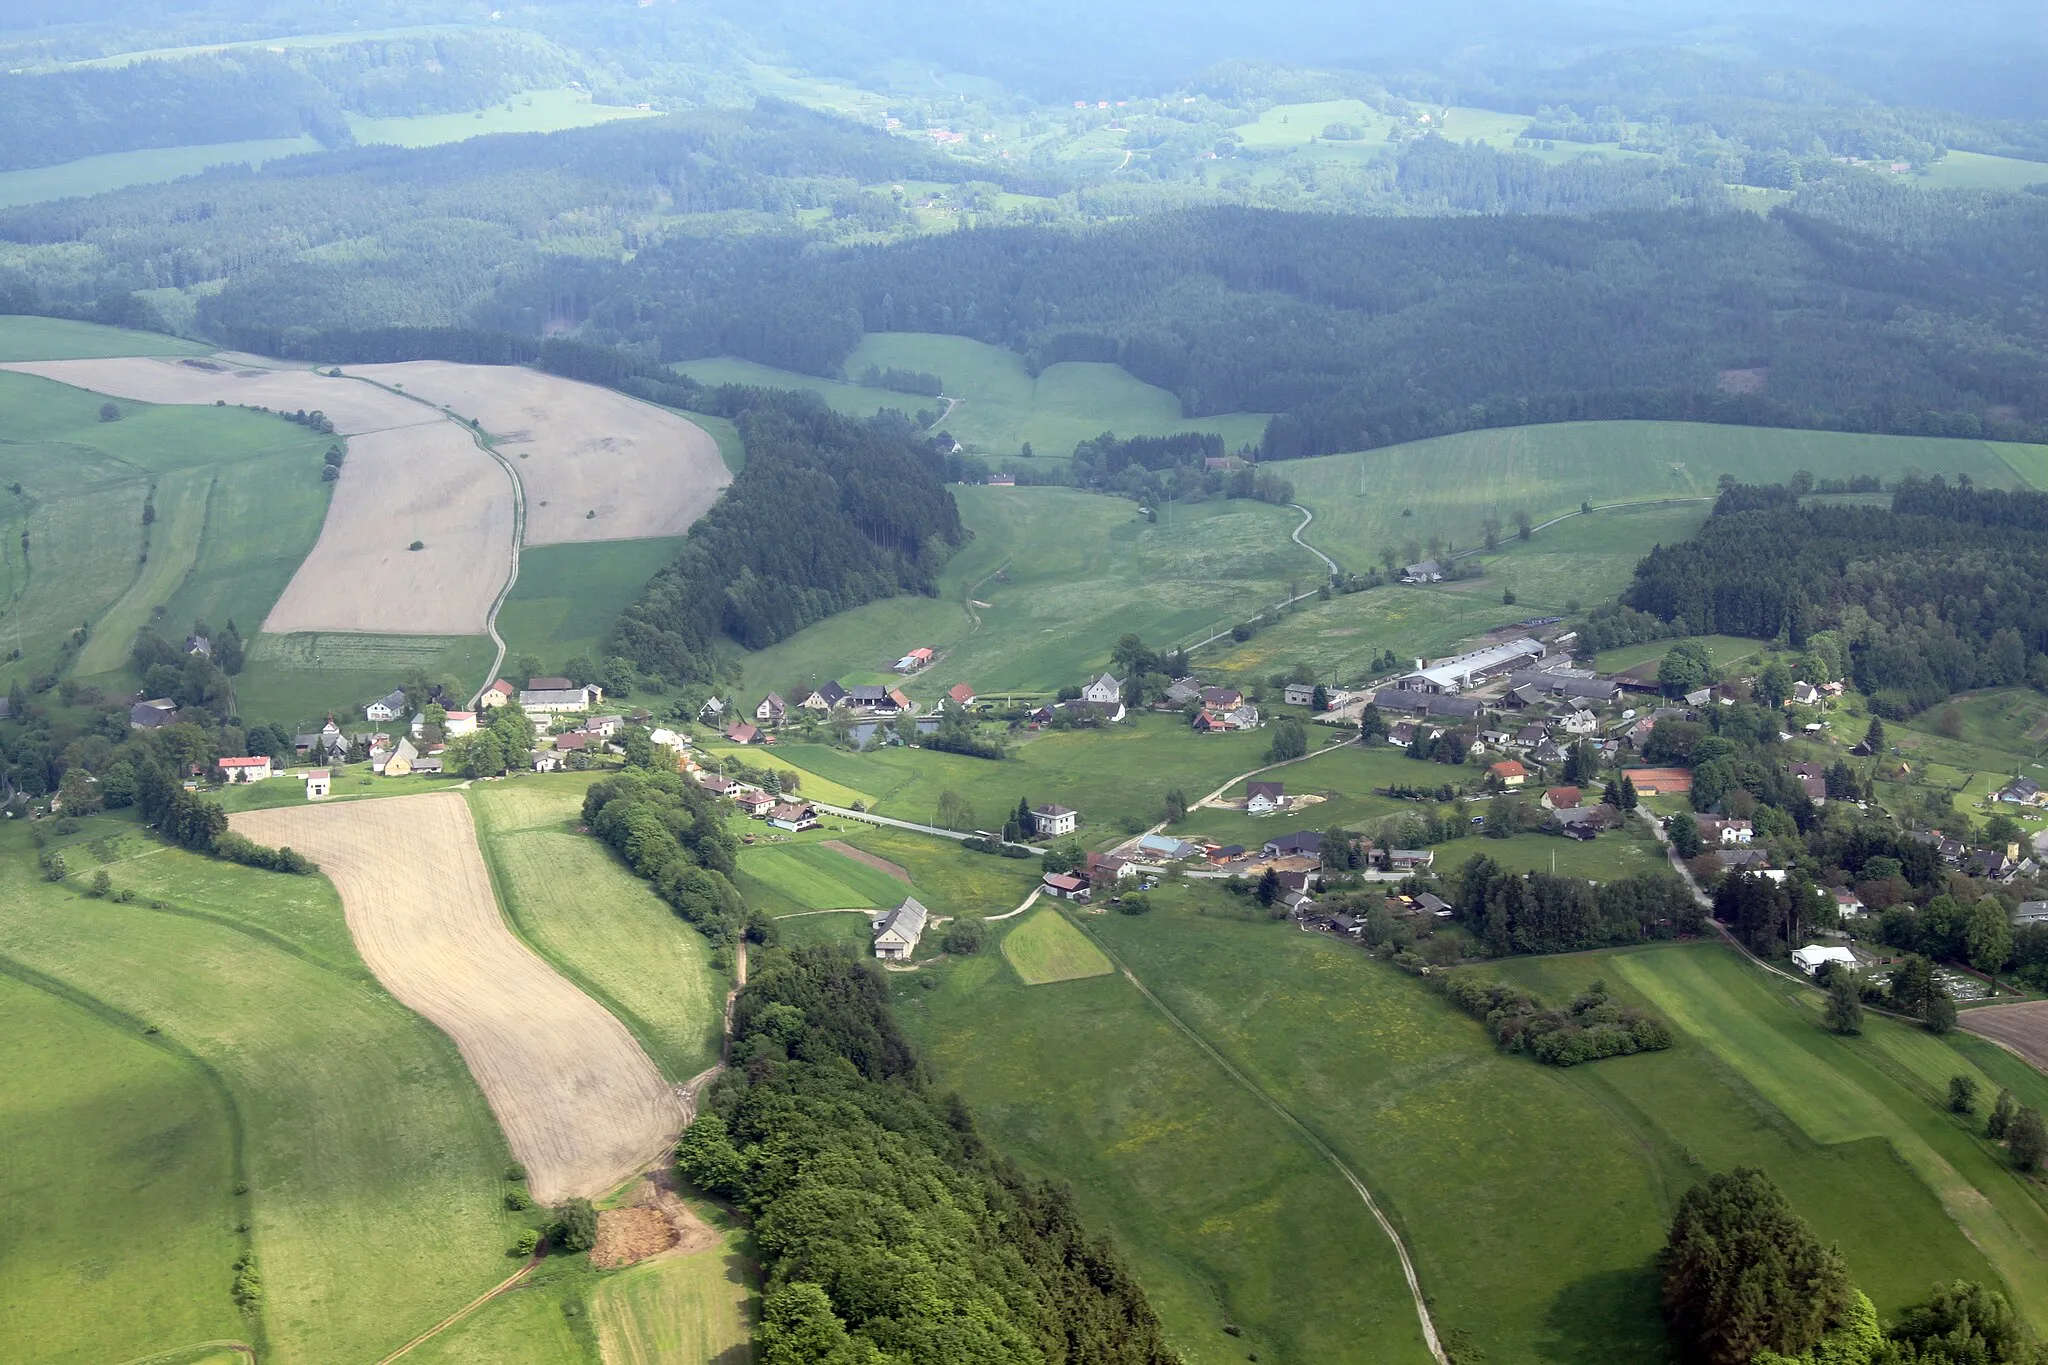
[0,315,209,361]
[496,537,684,676]
[1592,634,1768,675]
[0,967,244,1365]
[347,88,660,148]
[894,918,1433,1365]
[1914,151,2048,192]
[589,1231,756,1365]
[737,837,914,915]
[1608,945,2048,1326]
[1285,420,2034,578]
[469,776,725,1082]
[755,715,1275,844]
[0,818,515,1365]
[731,485,1324,699]
[1001,907,1113,984]
[677,331,1268,456]
[0,369,332,691]
[0,137,321,208]
[840,823,1044,915]
[237,631,496,725]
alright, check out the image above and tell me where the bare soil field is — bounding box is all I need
[349,361,730,545]
[821,839,913,884]
[0,355,433,435]
[261,422,511,635]
[1961,1001,2048,1074]
[232,792,681,1202]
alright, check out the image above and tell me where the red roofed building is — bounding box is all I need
[1542,786,1581,810]
[725,721,760,745]
[1489,760,1527,788]
[217,755,273,783]
[479,678,515,709]
[947,683,978,707]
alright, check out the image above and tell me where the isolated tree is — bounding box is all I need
[1359,704,1388,743]
[934,789,975,831]
[1481,514,1502,551]
[1619,775,1639,810]
[1163,787,1189,824]
[941,917,985,955]
[2010,1108,2047,1172]
[1863,716,1886,753]
[1668,811,1704,859]
[1661,1168,1854,1365]
[1311,683,1328,712]
[1925,993,1957,1035]
[98,401,120,421]
[1267,718,1307,762]
[1515,509,1533,540]
[1949,1074,1980,1115]
[1255,866,1282,907]
[1988,1089,2018,1140]
[1824,975,1864,1036]
[549,1198,597,1253]
[1966,897,2015,974]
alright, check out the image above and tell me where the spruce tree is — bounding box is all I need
[1824,976,1863,1035]
[1662,1168,1853,1365]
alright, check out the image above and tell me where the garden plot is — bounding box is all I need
[233,792,681,1202]
[348,360,730,545]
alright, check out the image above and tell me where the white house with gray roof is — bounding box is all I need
[872,897,930,960]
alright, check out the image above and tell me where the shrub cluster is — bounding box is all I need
[1442,976,1673,1066]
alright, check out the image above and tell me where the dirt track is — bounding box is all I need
[348,361,730,545]
[1961,1001,2048,1074]
[232,792,681,1202]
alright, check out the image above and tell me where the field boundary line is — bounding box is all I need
[371,1256,541,1365]
[1063,910,1447,1365]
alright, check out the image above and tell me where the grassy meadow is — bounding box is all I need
[729,485,1324,699]
[346,88,659,148]
[0,137,322,209]
[588,1228,757,1365]
[676,330,1269,456]
[469,776,728,1081]
[0,968,244,1365]
[236,631,497,725]
[737,837,915,916]
[0,367,333,693]
[0,316,210,361]
[496,537,686,677]
[1001,906,1113,983]
[0,816,515,1365]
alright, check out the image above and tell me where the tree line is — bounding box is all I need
[675,945,1182,1365]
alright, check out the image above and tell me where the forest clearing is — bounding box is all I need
[233,792,681,1202]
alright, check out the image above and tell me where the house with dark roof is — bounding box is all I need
[802,680,849,712]
[724,721,760,745]
[1245,781,1286,814]
[1263,832,1323,859]
[755,693,787,725]
[130,697,179,729]
[1401,559,1444,583]
[1032,804,1078,837]
[1042,871,1090,900]
[1081,673,1124,704]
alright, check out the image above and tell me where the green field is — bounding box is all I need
[752,715,1274,843]
[0,816,514,1365]
[1592,633,1767,675]
[730,485,1323,700]
[470,776,726,1081]
[1285,420,2037,578]
[237,631,497,725]
[0,968,244,1365]
[347,88,660,148]
[0,369,333,691]
[590,1232,757,1364]
[0,316,209,361]
[736,838,915,915]
[0,137,322,208]
[496,538,685,676]
[902,882,2046,1363]
[677,331,1269,456]
[1001,906,1113,983]
[1913,150,2048,192]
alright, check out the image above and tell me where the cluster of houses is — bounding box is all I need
[533,711,633,771]
[1159,678,1261,732]
[707,678,936,743]
[694,771,820,832]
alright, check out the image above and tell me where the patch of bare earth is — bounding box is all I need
[347,360,731,545]
[591,1168,720,1269]
[822,839,913,884]
[1961,1001,2048,1074]
[231,792,680,1203]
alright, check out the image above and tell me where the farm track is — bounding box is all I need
[231,792,681,1203]
[1063,909,1448,1364]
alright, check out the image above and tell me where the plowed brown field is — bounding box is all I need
[349,361,729,545]
[1962,1000,2048,1074]
[233,792,680,1202]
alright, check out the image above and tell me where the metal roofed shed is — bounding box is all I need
[1401,637,1547,693]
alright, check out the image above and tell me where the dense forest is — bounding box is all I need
[676,945,1181,1364]
[613,392,963,684]
[1621,479,2048,716]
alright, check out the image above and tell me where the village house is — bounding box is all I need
[303,769,330,798]
[1032,803,1079,838]
[2014,902,2048,927]
[1263,831,1323,860]
[583,715,622,739]
[1833,889,1866,919]
[1085,852,1137,884]
[381,737,418,777]
[1542,787,1581,810]
[1134,833,1203,862]
[1489,759,1527,788]
[734,789,776,818]
[1998,777,2045,806]
[1246,781,1287,815]
[554,731,591,754]
[1199,685,1244,711]
[1696,817,1755,846]
[365,689,406,722]
[1551,804,1617,840]
[847,685,905,715]
[1042,871,1090,900]
[755,693,787,726]
[697,772,737,795]
[894,648,935,673]
[724,721,760,745]
[1283,682,1316,707]
[1081,673,1125,704]
[802,680,849,712]
[946,683,978,708]
[442,710,477,737]
[521,683,603,715]
[769,802,820,832]
[185,633,211,657]
[1401,559,1445,583]
[1791,681,1822,706]
[1207,844,1247,865]
[1556,709,1600,736]
[1791,945,1858,976]
[130,698,179,729]
[478,678,515,709]
[217,755,272,783]
[1165,677,1204,706]
[1386,849,1436,872]
[872,897,930,960]
[1531,737,1565,765]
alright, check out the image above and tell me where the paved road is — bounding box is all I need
[1288,503,1341,575]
